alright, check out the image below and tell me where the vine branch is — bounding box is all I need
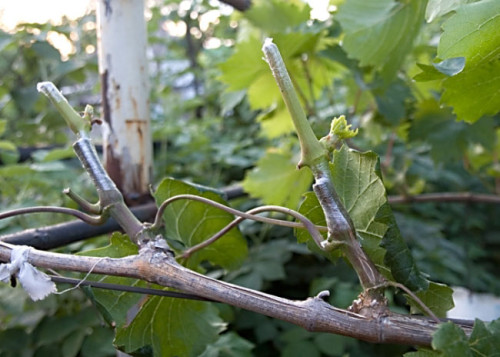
[262,39,387,298]
[0,240,472,347]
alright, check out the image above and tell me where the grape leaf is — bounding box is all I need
[199,332,254,357]
[407,318,500,356]
[80,231,228,357]
[298,146,429,290]
[78,233,145,327]
[438,1,500,67]
[337,0,426,80]
[438,0,500,122]
[403,349,438,357]
[409,99,495,163]
[154,178,248,270]
[468,319,500,355]
[242,151,313,209]
[441,60,500,123]
[378,202,429,291]
[373,78,413,126]
[432,322,472,356]
[329,146,389,276]
[257,106,296,138]
[243,0,310,33]
[410,282,454,318]
[218,36,266,92]
[115,297,225,357]
[425,0,470,23]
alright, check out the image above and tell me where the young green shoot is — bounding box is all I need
[262,38,327,169]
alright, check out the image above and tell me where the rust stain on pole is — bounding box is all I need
[100,70,111,127]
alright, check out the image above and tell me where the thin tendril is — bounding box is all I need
[389,281,441,324]
[181,205,327,259]
[0,206,104,225]
[152,194,327,254]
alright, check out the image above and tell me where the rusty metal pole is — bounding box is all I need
[96,0,152,204]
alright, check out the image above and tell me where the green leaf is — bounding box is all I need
[404,349,438,357]
[337,0,426,80]
[330,146,389,274]
[220,90,246,116]
[410,282,454,318]
[199,332,254,357]
[441,60,500,123]
[468,319,500,356]
[438,0,500,67]
[409,99,495,163]
[0,140,17,152]
[154,178,248,270]
[299,146,443,305]
[80,234,227,357]
[257,106,295,138]
[425,0,470,22]
[438,0,500,122]
[428,319,500,356]
[378,202,429,291]
[432,322,472,356]
[78,233,143,327]
[0,119,7,136]
[80,326,116,357]
[0,328,30,353]
[115,297,225,357]
[331,147,428,292]
[243,0,310,33]
[80,232,138,258]
[34,307,100,346]
[373,78,413,126]
[218,37,266,92]
[62,329,87,357]
[242,151,313,209]
[296,191,340,261]
[282,340,320,357]
[414,63,447,82]
[227,239,295,290]
[42,146,75,162]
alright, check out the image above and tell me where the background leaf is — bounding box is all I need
[438,0,500,122]
[242,151,313,209]
[78,233,144,327]
[115,297,225,357]
[409,99,495,163]
[337,0,426,80]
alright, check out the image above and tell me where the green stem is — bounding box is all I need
[262,39,386,292]
[37,82,90,136]
[38,82,144,242]
[262,39,326,169]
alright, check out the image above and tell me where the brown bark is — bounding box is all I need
[0,241,472,347]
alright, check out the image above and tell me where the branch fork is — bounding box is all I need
[0,78,466,349]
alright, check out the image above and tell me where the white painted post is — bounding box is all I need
[96,0,152,203]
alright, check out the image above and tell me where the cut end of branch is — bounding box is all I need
[262,37,274,52]
[37,82,64,103]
